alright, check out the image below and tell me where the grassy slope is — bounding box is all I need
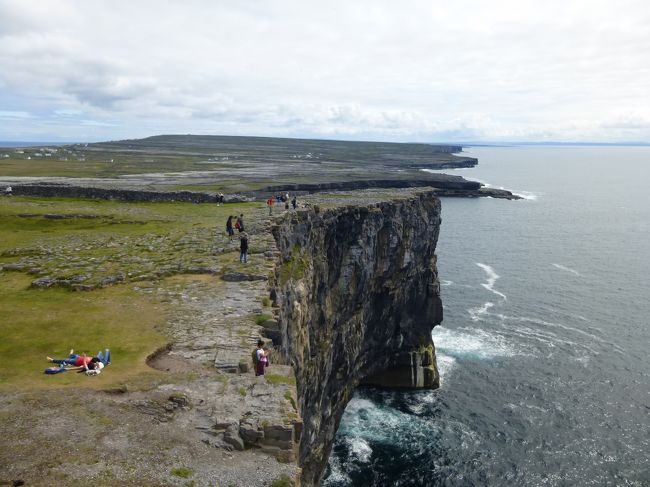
[0,196,262,391]
[0,273,166,390]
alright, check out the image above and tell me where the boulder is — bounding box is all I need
[262,328,281,345]
[262,319,279,330]
[239,418,263,446]
[168,393,191,410]
[223,424,245,451]
[262,424,294,449]
[31,278,55,288]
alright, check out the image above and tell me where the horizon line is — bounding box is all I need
[0,134,649,148]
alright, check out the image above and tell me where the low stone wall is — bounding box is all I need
[10,184,251,203]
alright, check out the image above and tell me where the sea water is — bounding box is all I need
[323,146,650,486]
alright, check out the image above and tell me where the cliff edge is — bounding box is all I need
[271,190,443,485]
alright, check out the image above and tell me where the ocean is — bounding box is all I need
[323,146,650,486]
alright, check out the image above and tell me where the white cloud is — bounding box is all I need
[0,0,649,141]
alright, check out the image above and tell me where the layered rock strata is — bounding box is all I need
[271,190,443,485]
[6,174,520,202]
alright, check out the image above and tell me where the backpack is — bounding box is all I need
[251,349,259,367]
[235,221,241,230]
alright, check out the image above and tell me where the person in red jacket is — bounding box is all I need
[47,350,92,367]
[47,349,110,369]
[45,349,111,375]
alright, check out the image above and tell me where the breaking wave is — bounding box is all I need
[476,263,507,301]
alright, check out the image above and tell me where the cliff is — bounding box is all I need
[260,174,480,193]
[271,190,443,485]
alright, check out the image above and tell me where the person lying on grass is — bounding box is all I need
[45,349,110,375]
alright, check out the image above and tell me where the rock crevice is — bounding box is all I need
[271,190,443,485]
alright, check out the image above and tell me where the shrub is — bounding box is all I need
[270,474,293,487]
[265,374,296,386]
[170,467,192,478]
[254,313,273,325]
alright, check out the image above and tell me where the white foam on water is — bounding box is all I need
[490,312,621,356]
[499,322,583,351]
[468,301,494,321]
[343,398,378,416]
[441,279,454,287]
[346,437,373,463]
[323,453,352,486]
[339,398,407,443]
[476,263,507,301]
[432,325,518,359]
[511,190,539,200]
[551,263,582,276]
[435,353,457,379]
[406,390,439,414]
[495,313,613,347]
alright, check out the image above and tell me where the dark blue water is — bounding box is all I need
[324,146,650,486]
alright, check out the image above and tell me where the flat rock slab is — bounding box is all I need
[223,272,268,282]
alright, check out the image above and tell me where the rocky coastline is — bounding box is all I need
[0,136,521,485]
[271,190,443,485]
[6,174,521,204]
[0,187,446,486]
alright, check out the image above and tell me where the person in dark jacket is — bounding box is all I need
[239,232,249,263]
[226,215,235,240]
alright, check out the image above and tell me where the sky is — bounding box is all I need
[1,0,649,143]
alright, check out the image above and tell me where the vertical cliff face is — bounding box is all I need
[271,191,443,486]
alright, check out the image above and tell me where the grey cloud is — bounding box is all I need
[1,0,649,142]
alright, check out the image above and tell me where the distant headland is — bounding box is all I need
[0,134,519,200]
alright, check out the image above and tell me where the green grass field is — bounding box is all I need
[0,273,167,390]
[0,196,265,391]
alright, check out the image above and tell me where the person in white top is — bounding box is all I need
[255,340,270,376]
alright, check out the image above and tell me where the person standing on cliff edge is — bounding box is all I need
[267,196,274,215]
[254,340,269,376]
[239,231,249,263]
